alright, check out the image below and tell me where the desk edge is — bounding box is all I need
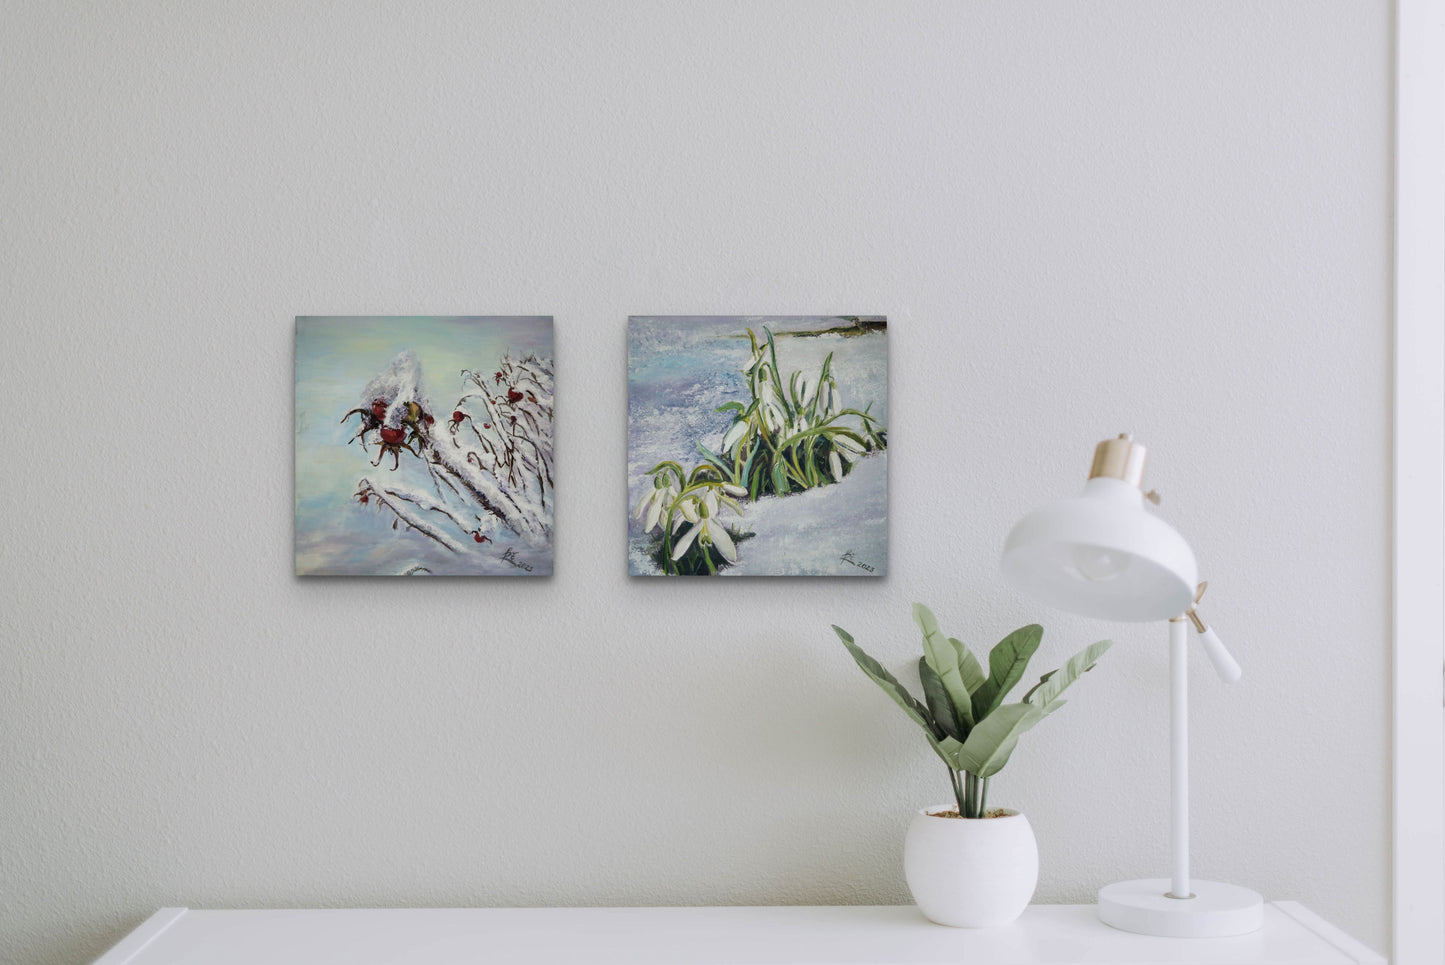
[92,908,188,965]
[1273,901,1387,965]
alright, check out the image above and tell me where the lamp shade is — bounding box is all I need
[1002,476,1198,622]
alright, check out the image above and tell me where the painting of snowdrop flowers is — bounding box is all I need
[628,316,887,576]
[295,316,553,576]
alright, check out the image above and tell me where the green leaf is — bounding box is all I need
[1020,669,1056,704]
[695,441,733,477]
[739,432,762,482]
[764,327,783,392]
[912,604,975,729]
[951,638,986,696]
[833,625,941,741]
[918,658,965,742]
[1023,639,1113,707]
[773,423,860,452]
[715,401,745,415]
[970,624,1043,722]
[955,702,1047,778]
[936,734,966,771]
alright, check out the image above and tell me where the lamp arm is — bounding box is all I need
[1190,614,1242,684]
[1183,582,1243,684]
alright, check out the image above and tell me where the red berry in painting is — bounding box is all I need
[371,399,387,420]
[494,371,504,384]
[452,410,465,423]
[474,532,483,543]
[507,388,523,403]
[359,495,368,504]
[423,413,435,426]
[379,426,406,445]
[482,423,490,429]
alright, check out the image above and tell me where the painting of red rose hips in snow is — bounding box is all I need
[295,316,553,576]
[628,316,887,576]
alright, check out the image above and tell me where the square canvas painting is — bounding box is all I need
[628,316,888,576]
[295,316,553,576]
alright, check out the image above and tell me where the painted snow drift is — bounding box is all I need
[296,316,554,576]
[628,316,888,576]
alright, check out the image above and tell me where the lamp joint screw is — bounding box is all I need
[1186,582,1209,632]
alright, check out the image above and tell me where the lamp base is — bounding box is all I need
[1098,879,1264,937]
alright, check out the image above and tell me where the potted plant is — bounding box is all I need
[833,604,1111,927]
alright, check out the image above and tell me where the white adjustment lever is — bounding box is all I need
[1183,582,1242,684]
[1196,625,1242,684]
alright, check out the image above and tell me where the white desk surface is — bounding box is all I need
[94,902,1385,965]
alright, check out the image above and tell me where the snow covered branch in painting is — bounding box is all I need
[341,350,554,559]
[353,478,469,554]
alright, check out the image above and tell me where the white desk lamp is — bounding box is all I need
[1001,434,1262,938]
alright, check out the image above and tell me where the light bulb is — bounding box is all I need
[1072,545,1130,582]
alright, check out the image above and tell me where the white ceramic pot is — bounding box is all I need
[903,806,1039,927]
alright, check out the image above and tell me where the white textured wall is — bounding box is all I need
[0,3,1393,963]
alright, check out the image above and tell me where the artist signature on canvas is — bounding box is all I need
[840,551,875,573]
[500,547,534,572]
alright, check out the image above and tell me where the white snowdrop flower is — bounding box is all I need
[829,449,844,483]
[712,486,741,535]
[700,486,744,520]
[671,504,738,564]
[643,491,669,532]
[760,390,785,431]
[834,434,866,463]
[721,419,748,452]
[634,479,678,534]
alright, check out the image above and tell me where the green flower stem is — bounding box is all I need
[773,413,882,452]
[783,447,806,488]
[964,772,982,818]
[660,503,678,575]
[765,333,784,395]
[644,460,689,491]
[948,768,966,815]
